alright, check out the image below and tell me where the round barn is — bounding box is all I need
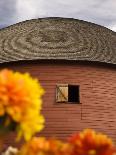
[0,17,116,146]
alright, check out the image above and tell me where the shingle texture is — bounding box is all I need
[0,17,116,64]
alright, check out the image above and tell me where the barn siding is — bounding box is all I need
[0,61,116,149]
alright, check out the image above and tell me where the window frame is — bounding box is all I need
[56,84,80,104]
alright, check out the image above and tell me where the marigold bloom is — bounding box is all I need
[18,137,72,155]
[0,69,44,141]
[69,129,116,155]
[18,129,116,155]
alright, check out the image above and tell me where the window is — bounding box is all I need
[56,84,80,103]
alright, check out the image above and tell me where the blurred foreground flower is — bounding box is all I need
[69,129,116,155]
[18,137,72,155]
[0,69,44,141]
[18,129,116,155]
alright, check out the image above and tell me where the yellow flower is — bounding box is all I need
[17,110,45,141]
[0,69,44,141]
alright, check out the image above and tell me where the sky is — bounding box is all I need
[0,0,116,32]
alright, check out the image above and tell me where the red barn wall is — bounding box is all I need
[0,61,116,148]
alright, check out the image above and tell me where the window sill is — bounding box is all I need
[56,101,81,104]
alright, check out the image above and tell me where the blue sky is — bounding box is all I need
[0,0,116,31]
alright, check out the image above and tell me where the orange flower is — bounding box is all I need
[19,129,116,155]
[0,69,44,141]
[19,137,72,155]
[69,129,116,155]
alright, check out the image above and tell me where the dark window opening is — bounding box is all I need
[68,85,80,103]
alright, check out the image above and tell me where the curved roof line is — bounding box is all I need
[0,17,116,64]
[0,17,115,33]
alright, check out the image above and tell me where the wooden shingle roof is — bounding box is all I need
[0,17,116,64]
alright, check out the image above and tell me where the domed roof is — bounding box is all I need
[0,17,116,64]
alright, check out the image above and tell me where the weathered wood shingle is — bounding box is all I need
[0,17,116,64]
